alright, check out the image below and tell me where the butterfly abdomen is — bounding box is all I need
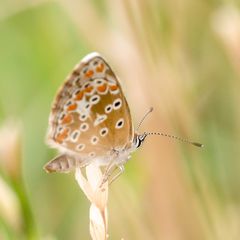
[44,154,77,173]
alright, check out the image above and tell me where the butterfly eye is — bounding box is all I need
[135,137,142,148]
[139,135,145,141]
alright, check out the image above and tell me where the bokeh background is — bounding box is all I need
[0,0,240,239]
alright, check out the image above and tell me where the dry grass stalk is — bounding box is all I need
[212,5,240,70]
[0,176,22,231]
[75,163,108,240]
[0,121,22,231]
[0,120,21,178]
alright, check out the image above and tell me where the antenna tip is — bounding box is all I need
[192,142,204,148]
[149,107,154,112]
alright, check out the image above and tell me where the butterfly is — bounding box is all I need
[44,52,203,181]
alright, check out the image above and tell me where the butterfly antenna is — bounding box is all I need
[136,107,154,131]
[146,132,204,148]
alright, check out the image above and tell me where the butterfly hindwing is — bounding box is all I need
[46,52,133,168]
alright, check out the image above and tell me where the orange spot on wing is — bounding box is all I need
[97,84,107,92]
[75,91,84,100]
[67,103,77,111]
[85,70,94,78]
[110,85,118,91]
[61,114,73,124]
[85,86,94,93]
[56,128,69,143]
[96,63,104,72]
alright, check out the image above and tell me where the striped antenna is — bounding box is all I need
[146,132,203,148]
[136,107,154,131]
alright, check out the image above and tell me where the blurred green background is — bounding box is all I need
[0,0,240,239]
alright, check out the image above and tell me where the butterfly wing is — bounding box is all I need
[46,52,133,170]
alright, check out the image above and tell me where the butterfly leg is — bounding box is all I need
[100,149,119,185]
[108,165,125,185]
[100,162,116,188]
[100,164,125,189]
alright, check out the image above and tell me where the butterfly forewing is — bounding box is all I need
[46,52,133,169]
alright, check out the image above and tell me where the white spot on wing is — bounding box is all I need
[89,152,96,158]
[100,127,108,137]
[82,67,88,75]
[64,100,73,109]
[113,98,122,110]
[80,113,88,121]
[94,79,105,86]
[80,123,89,131]
[57,126,63,133]
[70,130,80,143]
[94,114,107,126]
[73,88,81,96]
[90,95,100,105]
[77,143,85,151]
[58,112,66,122]
[107,75,117,85]
[77,97,91,116]
[91,136,99,145]
[115,118,124,129]
[105,104,112,114]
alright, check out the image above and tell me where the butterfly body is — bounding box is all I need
[45,132,147,173]
[45,52,146,174]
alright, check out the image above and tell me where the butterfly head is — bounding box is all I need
[132,132,148,149]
